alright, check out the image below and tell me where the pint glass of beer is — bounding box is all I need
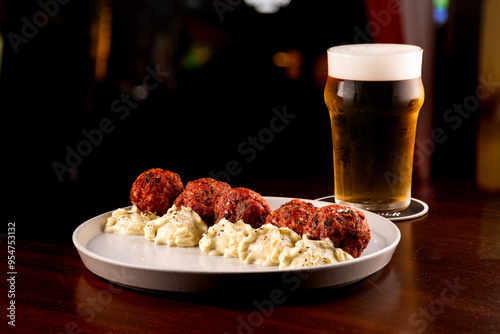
[324,44,424,212]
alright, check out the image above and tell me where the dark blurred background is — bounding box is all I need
[2,0,498,240]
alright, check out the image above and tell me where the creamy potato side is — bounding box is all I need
[238,224,301,266]
[278,235,354,269]
[104,206,159,235]
[144,206,207,247]
[199,219,253,258]
[200,220,354,269]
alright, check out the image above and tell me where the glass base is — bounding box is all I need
[335,197,411,213]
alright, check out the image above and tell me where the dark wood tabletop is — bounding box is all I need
[5,176,500,334]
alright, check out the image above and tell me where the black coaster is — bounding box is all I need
[314,196,429,221]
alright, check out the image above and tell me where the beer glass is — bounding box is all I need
[324,44,424,212]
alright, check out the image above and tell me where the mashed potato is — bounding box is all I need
[104,206,159,235]
[278,235,354,269]
[199,219,253,258]
[144,206,207,247]
[200,220,353,268]
[238,224,301,266]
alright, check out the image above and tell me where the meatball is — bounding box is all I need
[214,187,271,228]
[173,177,231,225]
[130,168,184,216]
[266,199,317,236]
[305,204,370,258]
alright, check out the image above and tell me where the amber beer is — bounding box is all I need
[324,44,424,211]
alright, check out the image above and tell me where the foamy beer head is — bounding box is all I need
[324,44,424,212]
[327,44,423,81]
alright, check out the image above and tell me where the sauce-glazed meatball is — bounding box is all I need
[174,177,231,225]
[305,204,370,258]
[266,199,317,236]
[214,187,271,228]
[130,168,184,216]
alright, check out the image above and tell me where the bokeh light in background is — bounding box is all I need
[91,1,113,82]
[433,0,449,27]
[245,0,291,14]
[183,44,213,70]
[272,49,302,81]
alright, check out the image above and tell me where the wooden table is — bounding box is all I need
[5,176,500,333]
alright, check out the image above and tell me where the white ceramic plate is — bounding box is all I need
[73,197,400,293]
